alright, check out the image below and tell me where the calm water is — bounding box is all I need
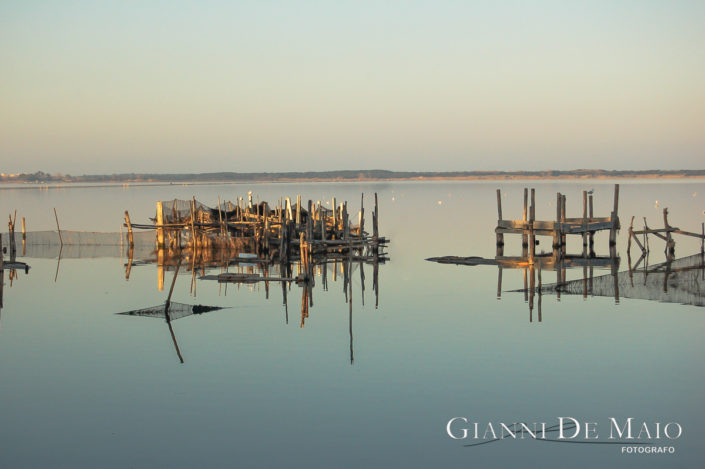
[1,180,704,468]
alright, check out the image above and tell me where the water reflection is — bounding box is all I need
[118,237,387,364]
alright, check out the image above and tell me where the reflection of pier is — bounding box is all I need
[534,253,705,307]
[429,185,626,322]
[119,231,386,364]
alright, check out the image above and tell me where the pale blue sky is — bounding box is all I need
[1,1,703,174]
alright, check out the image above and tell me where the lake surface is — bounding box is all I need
[1,180,704,468]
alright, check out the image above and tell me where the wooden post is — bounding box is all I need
[156,202,165,249]
[53,207,63,247]
[522,188,528,248]
[529,188,535,264]
[343,202,349,240]
[588,193,594,254]
[307,200,313,240]
[331,197,337,238]
[286,197,292,222]
[373,193,379,242]
[560,194,566,249]
[124,211,134,247]
[321,204,327,241]
[554,192,561,253]
[217,196,225,244]
[701,222,704,253]
[296,195,302,226]
[496,189,504,251]
[627,216,634,255]
[359,193,365,237]
[582,191,588,257]
[664,208,675,259]
[609,184,619,248]
[21,217,26,241]
[8,215,16,259]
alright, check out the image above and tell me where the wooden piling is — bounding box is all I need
[588,193,594,251]
[496,189,504,251]
[156,202,166,249]
[529,188,535,264]
[554,192,561,253]
[296,195,302,226]
[124,211,134,247]
[560,194,566,248]
[523,188,528,248]
[8,215,16,259]
[359,193,365,237]
[373,193,379,243]
[53,207,63,247]
[21,217,26,241]
[609,184,619,247]
[582,190,588,256]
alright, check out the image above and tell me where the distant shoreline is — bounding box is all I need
[1,170,705,189]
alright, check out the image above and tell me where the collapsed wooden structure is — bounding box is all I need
[123,192,388,265]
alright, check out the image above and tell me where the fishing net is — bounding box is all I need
[117,302,224,321]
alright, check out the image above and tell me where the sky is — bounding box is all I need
[1,0,704,174]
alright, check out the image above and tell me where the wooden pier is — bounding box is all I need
[495,184,620,262]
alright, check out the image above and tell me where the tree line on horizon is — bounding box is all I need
[1,169,704,183]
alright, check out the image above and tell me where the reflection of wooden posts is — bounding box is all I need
[496,266,502,299]
[0,234,4,309]
[373,252,379,309]
[612,259,619,304]
[496,189,504,255]
[125,245,134,280]
[156,201,165,249]
[165,260,184,364]
[537,263,542,322]
[589,265,593,293]
[702,223,704,253]
[157,248,165,291]
[528,264,535,322]
[124,211,134,248]
[523,267,528,302]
